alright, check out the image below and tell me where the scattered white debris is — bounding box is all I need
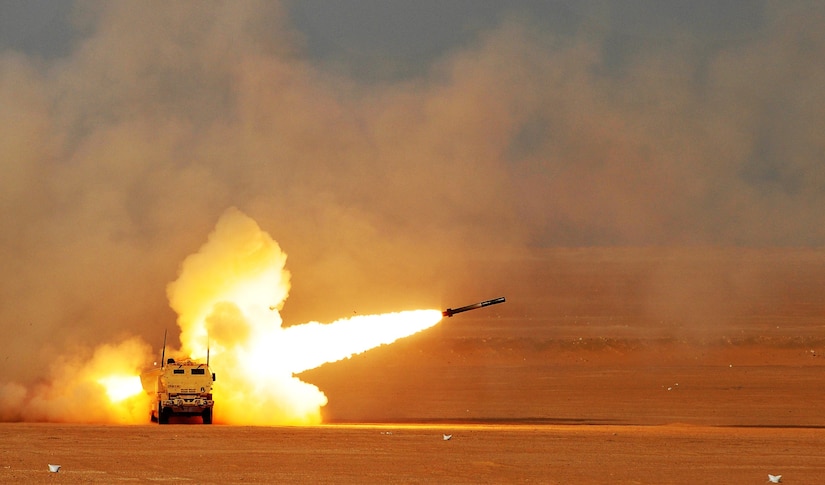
[768,474,782,483]
[380,431,393,435]
[48,464,61,473]
[443,434,452,441]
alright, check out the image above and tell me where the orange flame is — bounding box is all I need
[164,207,442,425]
[0,208,441,424]
[0,338,153,423]
[97,375,144,402]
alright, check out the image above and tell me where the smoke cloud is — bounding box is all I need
[1,1,824,412]
[0,207,443,424]
[163,207,443,425]
[0,338,151,422]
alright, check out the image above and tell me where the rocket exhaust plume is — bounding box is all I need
[0,208,443,425]
[165,207,443,425]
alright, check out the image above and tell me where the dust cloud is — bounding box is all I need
[0,208,444,424]
[168,207,443,425]
[1,1,824,419]
[0,338,151,423]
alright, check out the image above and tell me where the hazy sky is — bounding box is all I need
[2,1,821,246]
[1,1,824,383]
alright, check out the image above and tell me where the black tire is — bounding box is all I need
[158,405,170,425]
[202,408,212,425]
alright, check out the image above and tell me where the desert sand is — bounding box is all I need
[3,248,824,483]
[3,422,825,483]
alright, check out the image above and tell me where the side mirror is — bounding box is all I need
[212,373,216,382]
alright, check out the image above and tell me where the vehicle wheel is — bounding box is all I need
[202,408,212,425]
[158,405,170,425]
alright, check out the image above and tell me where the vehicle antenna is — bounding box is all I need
[161,329,167,369]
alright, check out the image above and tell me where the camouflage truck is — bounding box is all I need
[140,358,216,424]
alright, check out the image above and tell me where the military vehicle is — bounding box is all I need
[140,333,216,424]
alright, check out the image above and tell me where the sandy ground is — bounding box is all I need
[5,344,825,484]
[3,248,825,483]
[2,422,825,483]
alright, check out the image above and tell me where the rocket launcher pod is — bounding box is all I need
[442,297,506,317]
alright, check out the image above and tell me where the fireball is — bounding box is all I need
[163,208,442,425]
[8,208,441,425]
